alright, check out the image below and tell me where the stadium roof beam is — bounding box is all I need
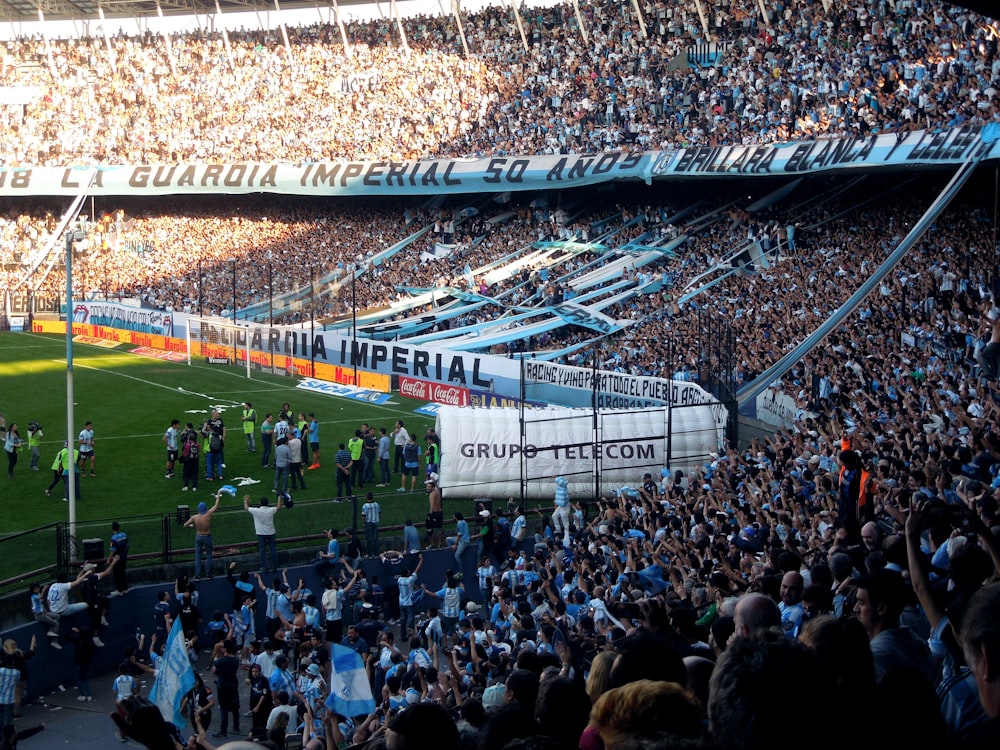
[214,0,236,70]
[272,0,296,67]
[629,0,647,39]
[96,5,119,72]
[503,0,527,53]
[389,0,409,54]
[451,0,468,57]
[155,0,178,77]
[692,0,708,38]
[330,0,351,57]
[570,0,587,44]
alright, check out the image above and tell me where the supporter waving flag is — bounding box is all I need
[149,617,195,729]
[325,643,376,718]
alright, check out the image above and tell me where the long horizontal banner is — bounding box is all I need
[0,153,650,196]
[0,127,996,196]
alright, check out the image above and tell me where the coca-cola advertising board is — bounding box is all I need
[399,376,469,407]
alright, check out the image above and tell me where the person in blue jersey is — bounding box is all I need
[421,570,465,640]
[395,554,424,641]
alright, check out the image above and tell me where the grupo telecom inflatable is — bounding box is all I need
[435,403,726,499]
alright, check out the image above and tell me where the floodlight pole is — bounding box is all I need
[65,229,83,554]
[231,258,237,364]
[351,264,358,386]
[310,268,316,377]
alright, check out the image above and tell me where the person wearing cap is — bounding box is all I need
[475,508,495,565]
[298,661,326,716]
[184,490,222,580]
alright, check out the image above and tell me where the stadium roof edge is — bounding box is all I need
[0,0,414,24]
[0,0,992,27]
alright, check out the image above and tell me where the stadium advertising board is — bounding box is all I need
[73,301,175,337]
[523,359,726,419]
[398,376,469,406]
[436,405,724,499]
[2,127,995,197]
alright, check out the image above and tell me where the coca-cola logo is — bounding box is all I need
[399,377,429,400]
[431,384,467,406]
[399,377,467,406]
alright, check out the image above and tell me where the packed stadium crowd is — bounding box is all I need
[3,0,1000,748]
[0,0,996,166]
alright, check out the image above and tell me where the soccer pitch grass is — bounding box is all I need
[0,331,444,537]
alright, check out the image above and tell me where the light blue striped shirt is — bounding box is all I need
[397,574,418,606]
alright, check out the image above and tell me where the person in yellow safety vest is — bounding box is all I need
[348,430,365,489]
[242,402,257,453]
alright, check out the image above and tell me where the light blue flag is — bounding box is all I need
[149,617,195,729]
[325,644,376,718]
[464,264,475,289]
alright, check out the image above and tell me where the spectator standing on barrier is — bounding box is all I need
[108,522,129,596]
[362,492,381,556]
[377,427,391,487]
[245,494,281,573]
[184,491,222,580]
[162,419,180,480]
[447,512,470,569]
[426,475,443,548]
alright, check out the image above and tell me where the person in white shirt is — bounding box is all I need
[46,568,92,618]
[244,494,282,573]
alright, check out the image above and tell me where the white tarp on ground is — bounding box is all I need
[435,404,724,499]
